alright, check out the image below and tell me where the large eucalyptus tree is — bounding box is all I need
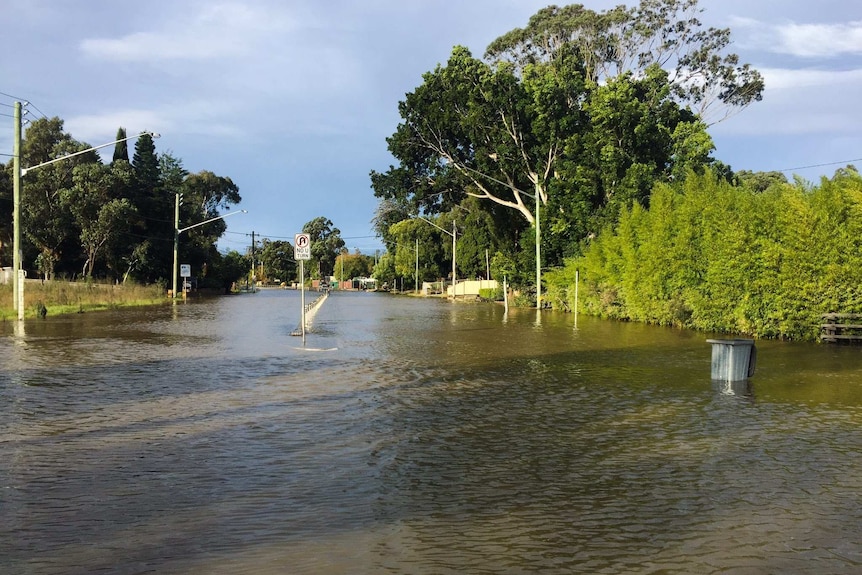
[371,0,762,270]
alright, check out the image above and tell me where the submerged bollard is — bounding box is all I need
[706,339,756,382]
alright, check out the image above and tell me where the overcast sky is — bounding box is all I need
[2,0,861,254]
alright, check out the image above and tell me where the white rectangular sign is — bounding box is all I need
[180,264,191,277]
[294,233,311,260]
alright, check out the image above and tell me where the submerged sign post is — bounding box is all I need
[180,264,191,298]
[295,233,311,343]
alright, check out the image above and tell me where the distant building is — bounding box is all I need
[353,277,377,290]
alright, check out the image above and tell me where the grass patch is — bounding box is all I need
[0,281,167,320]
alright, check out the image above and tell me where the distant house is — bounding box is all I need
[353,277,377,290]
[446,279,499,298]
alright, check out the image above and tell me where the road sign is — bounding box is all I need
[180,264,191,277]
[294,233,311,260]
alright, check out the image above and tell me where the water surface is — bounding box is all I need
[2,290,861,574]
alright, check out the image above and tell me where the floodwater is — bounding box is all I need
[1,290,862,574]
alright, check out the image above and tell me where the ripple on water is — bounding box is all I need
[2,293,862,574]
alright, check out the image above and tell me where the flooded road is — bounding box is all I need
[2,290,862,574]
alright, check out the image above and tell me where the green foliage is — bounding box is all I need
[211,250,249,292]
[302,217,345,278]
[547,169,862,340]
[484,0,764,123]
[479,287,502,301]
[334,250,374,282]
[259,239,297,283]
[371,1,753,285]
[387,217,444,284]
[733,170,789,192]
[3,116,241,286]
[112,127,129,163]
[372,251,397,286]
[0,165,10,266]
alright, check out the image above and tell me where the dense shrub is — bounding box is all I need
[545,169,862,340]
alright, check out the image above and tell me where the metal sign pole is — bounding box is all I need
[300,259,306,344]
[294,232,311,345]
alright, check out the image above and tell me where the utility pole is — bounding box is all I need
[536,187,541,310]
[452,220,457,299]
[250,231,255,290]
[172,191,180,299]
[12,102,22,318]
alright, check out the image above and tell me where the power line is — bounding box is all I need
[25,101,48,119]
[0,92,49,120]
[777,157,862,173]
[0,89,28,101]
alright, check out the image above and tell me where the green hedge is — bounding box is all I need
[545,169,862,340]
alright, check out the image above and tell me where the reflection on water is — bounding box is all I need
[2,290,862,574]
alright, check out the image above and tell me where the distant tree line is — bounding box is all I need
[0,118,247,292]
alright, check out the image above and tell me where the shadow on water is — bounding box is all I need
[2,291,862,573]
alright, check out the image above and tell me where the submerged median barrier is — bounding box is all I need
[290,291,328,336]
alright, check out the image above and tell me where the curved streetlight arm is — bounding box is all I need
[416,216,457,298]
[21,131,160,177]
[417,215,454,237]
[172,207,247,300]
[178,209,247,234]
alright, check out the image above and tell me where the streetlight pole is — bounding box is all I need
[172,192,180,298]
[11,116,159,320]
[417,216,456,298]
[535,187,541,310]
[12,102,22,318]
[454,160,541,309]
[452,220,457,297]
[172,203,247,299]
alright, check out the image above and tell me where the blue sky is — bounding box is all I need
[2,0,861,255]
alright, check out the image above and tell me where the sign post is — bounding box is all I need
[17,269,25,320]
[180,264,191,300]
[294,233,311,344]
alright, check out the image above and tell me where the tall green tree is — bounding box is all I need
[0,165,11,267]
[259,239,297,284]
[302,217,345,278]
[387,217,447,284]
[129,133,169,282]
[373,45,581,230]
[70,162,138,278]
[549,65,715,247]
[20,118,99,279]
[484,0,764,124]
[372,0,762,282]
[178,169,241,281]
[334,250,375,282]
[733,170,789,193]
[112,127,129,163]
[211,249,249,293]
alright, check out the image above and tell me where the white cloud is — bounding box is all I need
[64,109,170,144]
[62,98,252,146]
[774,20,862,58]
[762,66,862,90]
[80,2,302,62]
[732,16,862,58]
[712,66,862,137]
